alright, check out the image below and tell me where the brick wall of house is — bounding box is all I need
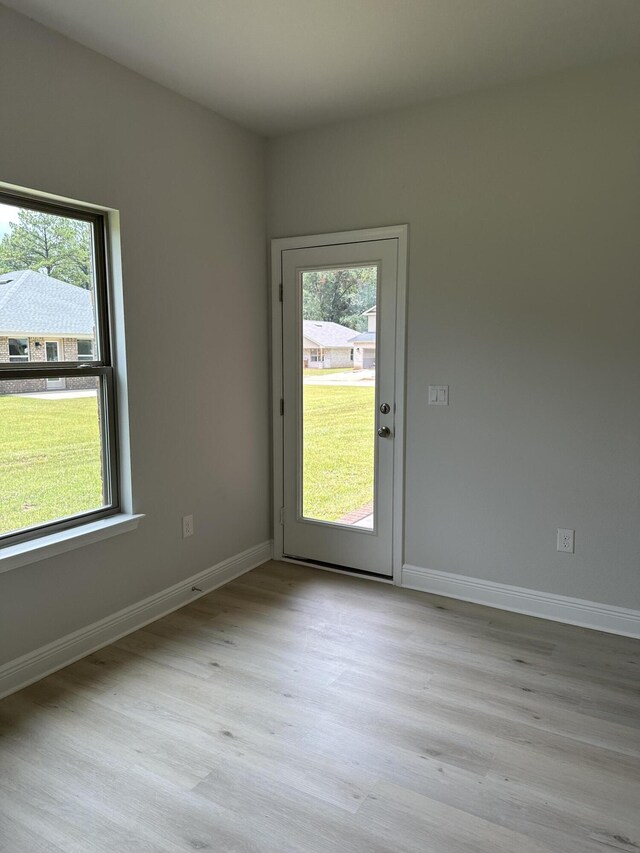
[0,336,45,393]
[0,335,97,394]
[63,338,97,391]
[63,338,78,361]
[303,345,355,369]
[30,337,46,363]
[66,376,98,391]
[324,347,354,368]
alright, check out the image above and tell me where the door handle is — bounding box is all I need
[377,426,392,438]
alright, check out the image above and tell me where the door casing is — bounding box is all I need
[271,225,408,585]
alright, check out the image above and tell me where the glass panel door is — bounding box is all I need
[301,266,377,529]
[45,341,66,389]
[45,341,59,362]
[281,237,398,577]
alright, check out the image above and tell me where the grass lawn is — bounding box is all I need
[302,384,375,522]
[0,395,104,537]
[0,386,373,536]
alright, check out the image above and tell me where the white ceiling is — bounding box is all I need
[5,0,640,136]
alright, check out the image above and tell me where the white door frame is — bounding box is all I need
[271,225,408,585]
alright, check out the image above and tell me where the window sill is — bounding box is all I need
[0,514,145,575]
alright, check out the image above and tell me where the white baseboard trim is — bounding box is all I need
[0,540,273,700]
[402,564,640,639]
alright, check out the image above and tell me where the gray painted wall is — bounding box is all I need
[268,61,640,609]
[1,4,637,673]
[0,6,270,664]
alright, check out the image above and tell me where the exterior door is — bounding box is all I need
[281,238,398,577]
[45,341,66,390]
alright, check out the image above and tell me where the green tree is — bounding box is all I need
[0,209,93,289]
[302,266,376,330]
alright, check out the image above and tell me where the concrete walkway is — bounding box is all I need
[18,389,97,400]
[352,514,374,528]
[304,369,375,387]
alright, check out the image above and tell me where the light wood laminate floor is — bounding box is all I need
[1,560,639,852]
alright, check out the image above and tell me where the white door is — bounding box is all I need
[281,238,398,577]
[45,341,66,390]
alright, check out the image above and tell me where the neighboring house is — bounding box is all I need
[0,270,96,394]
[302,320,357,369]
[351,304,376,368]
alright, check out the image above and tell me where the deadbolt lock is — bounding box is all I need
[379,402,391,414]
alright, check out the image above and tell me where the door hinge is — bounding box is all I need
[279,507,285,525]
[280,398,284,416]
[279,283,283,302]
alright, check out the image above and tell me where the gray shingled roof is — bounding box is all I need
[350,331,376,343]
[303,320,358,348]
[0,270,94,336]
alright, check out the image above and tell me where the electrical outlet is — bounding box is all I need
[182,514,194,539]
[557,528,574,553]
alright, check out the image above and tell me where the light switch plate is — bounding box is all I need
[428,385,449,405]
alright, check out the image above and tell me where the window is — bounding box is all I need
[310,348,321,362]
[0,189,119,547]
[77,340,93,361]
[8,338,29,362]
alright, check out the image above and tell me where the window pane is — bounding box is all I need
[301,266,377,528]
[8,338,28,362]
[77,340,93,360]
[0,377,106,538]
[0,201,97,366]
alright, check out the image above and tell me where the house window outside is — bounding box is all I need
[77,340,93,361]
[310,348,321,362]
[0,189,120,548]
[8,338,29,362]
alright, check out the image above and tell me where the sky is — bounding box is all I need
[0,203,21,240]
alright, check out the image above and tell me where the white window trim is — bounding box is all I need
[0,181,137,571]
[0,513,144,574]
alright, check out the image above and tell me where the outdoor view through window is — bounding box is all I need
[301,265,377,529]
[0,197,108,542]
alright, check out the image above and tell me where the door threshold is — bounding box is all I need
[281,554,393,583]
